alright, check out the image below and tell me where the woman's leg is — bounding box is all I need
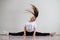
[9,31,33,36]
[36,32,50,36]
[9,31,24,36]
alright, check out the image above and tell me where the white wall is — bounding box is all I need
[0,0,60,34]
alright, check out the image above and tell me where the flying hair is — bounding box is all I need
[26,4,39,18]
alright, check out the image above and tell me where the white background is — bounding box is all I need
[0,0,60,34]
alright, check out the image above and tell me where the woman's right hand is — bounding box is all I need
[23,34,26,40]
[23,34,26,36]
[24,26,26,36]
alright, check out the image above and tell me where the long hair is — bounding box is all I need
[26,4,39,18]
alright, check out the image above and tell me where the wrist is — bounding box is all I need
[24,34,26,36]
[33,34,35,35]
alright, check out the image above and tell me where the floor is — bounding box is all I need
[0,35,60,40]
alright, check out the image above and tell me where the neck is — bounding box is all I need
[29,20,35,22]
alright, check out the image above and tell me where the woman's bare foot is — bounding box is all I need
[50,32,56,37]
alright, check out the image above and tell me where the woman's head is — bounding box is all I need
[26,4,39,22]
[30,16,36,22]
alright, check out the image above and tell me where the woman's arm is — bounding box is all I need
[33,27,36,36]
[24,26,26,36]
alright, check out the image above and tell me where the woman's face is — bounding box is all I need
[30,16,36,22]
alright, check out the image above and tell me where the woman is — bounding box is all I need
[9,4,55,36]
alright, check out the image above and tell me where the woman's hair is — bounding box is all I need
[26,4,39,19]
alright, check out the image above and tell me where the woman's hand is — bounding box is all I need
[33,27,36,37]
[23,34,26,40]
[24,26,26,36]
[24,34,26,36]
[33,34,35,37]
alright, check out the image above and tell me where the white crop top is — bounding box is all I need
[25,21,36,32]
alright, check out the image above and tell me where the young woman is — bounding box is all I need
[9,4,55,36]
